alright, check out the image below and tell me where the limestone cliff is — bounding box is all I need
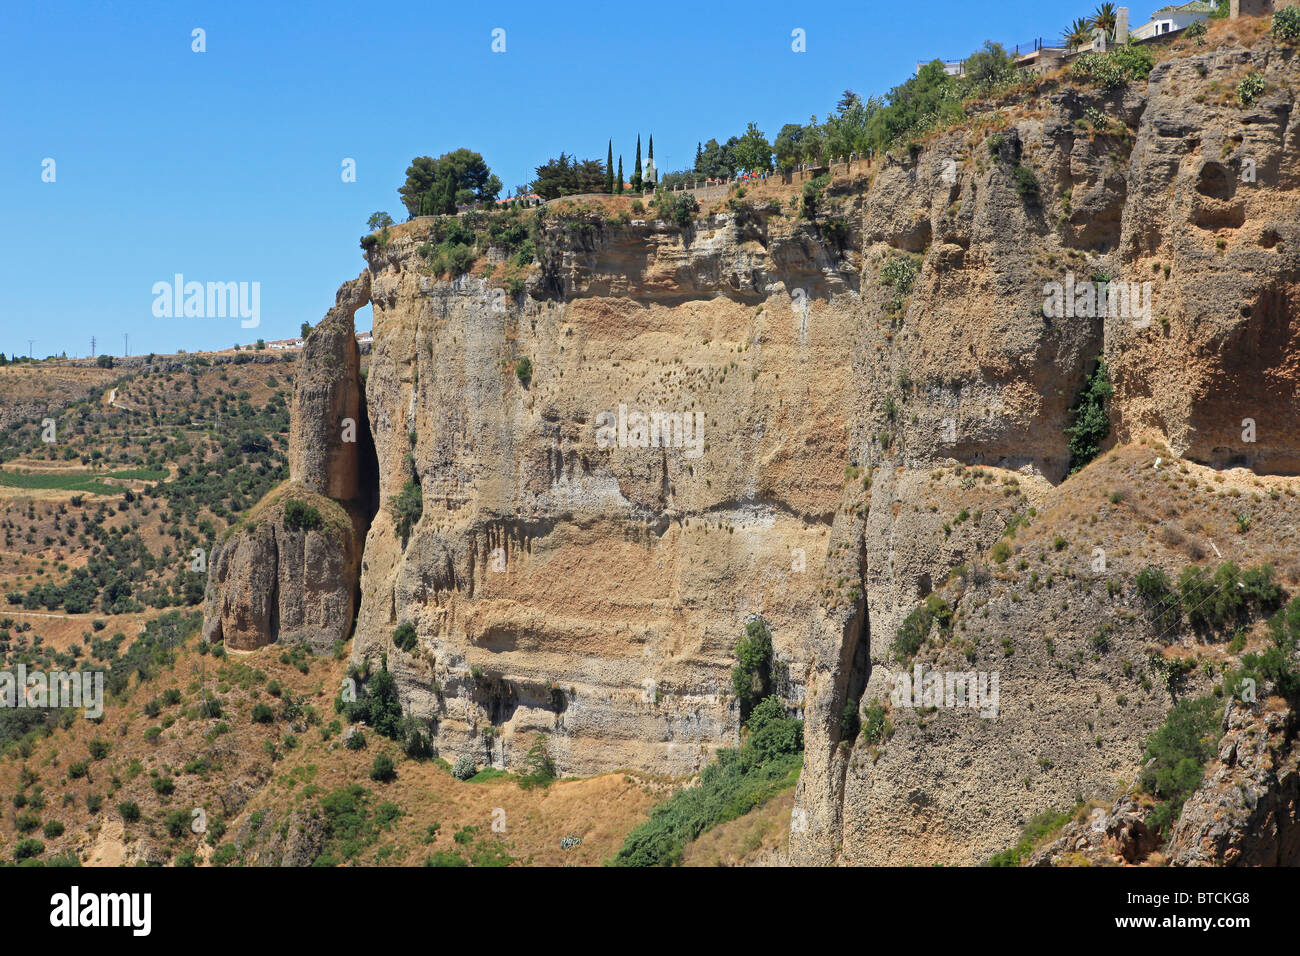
[202,273,374,652]
[202,32,1300,865]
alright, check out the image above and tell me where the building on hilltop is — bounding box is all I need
[1130,1,1213,40]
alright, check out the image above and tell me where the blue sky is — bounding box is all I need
[2,0,1102,359]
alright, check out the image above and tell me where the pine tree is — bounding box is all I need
[605,139,614,193]
[616,156,624,193]
[632,135,643,192]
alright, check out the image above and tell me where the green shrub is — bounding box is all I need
[118,800,141,823]
[451,754,477,781]
[514,357,532,386]
[613,705,802,867]
[370,753,396,783]
[659,192,700,227]
[1065,356,1112,473]
[893,594,952,660]
[1237,73,1266,106]
[1139,695,1220,837]
[42,820,65,838]
[861,702,893,745]
[14,838,44,860]
[283,499,322,531]
[164,809,190,838]
[393,622,417,653]
[731,618,773,717]
[390,480,423,544]
[1012,165,1040,203]
[251,702,275,724]
[1072,45,1154,89]
[519,735,557,789]
[987,806,1075,866]
[1273,6,1300,42]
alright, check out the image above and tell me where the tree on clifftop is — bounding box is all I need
[631,134,642,192]
[732,122,773,173]
[605,140,614,193]
[531,153,606,200]
[399,149,502,218]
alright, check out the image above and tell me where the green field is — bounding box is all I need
[0,467,167,495]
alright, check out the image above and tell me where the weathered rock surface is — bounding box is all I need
[202,272,374,653]
[201,35,1300,864]
[1166,700,1300,866]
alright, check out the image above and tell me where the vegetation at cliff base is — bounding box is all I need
[987,805,1080,866]
[1064,355,1112,474]
[731,618,773,720]
[612,694,802,867]
[1138,695,1220,838]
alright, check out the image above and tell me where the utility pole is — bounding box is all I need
[90,336,96,358]
[123,333,129,357]
[27,339,34,359]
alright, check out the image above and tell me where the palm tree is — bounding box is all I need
[1063,17,1095,49]
[1091,3,1118,40]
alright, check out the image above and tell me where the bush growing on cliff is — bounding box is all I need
[1138,695,1220,838]
[732,618,774,719]
[1236,72,1266,107]
[390,480,422,545]
[1071,45,1154,90]
[657,191,699,228]
[519,735,558,789]
[392,622,417,653]
[282,499,322,532]
[349,659,403,740]
[451,754,477,781]
[986,806,1076,866]
[1064,355,1112,474]
[1274,6,1300,42]
[1012,164,1040,203]
[893,593,953,661]
[514,357,532,386]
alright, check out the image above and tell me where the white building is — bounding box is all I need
[1130,1,1214,40]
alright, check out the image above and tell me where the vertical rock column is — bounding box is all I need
[202,271,374,652]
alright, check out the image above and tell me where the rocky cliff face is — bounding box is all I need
[1166,700,1300,865]
[203,33,1300,864]
[202,274,374,653]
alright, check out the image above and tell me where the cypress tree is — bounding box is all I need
[632,135,642,192]
[605,139,614,193]
[695,142,702,174]
[616,156,624,193]
[648,135,654,160]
